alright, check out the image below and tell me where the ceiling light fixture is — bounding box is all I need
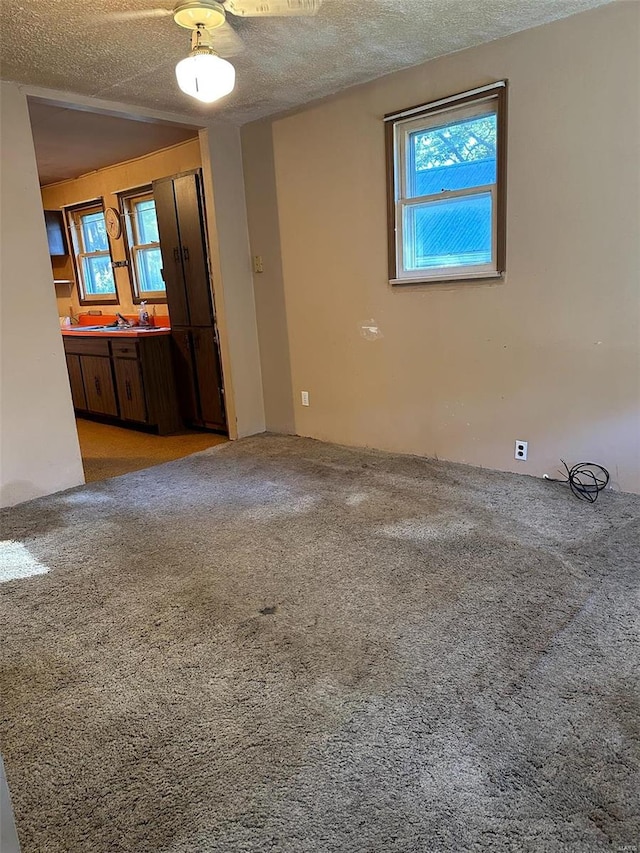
[175,24,235,104]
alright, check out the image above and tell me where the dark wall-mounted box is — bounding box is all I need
[45,210,68,257]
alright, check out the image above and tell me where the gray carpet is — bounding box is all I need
[1,435,639,853]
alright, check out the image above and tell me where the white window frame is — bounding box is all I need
[67,202,117,304]
[122,190,165,303]
[385,81,507,285]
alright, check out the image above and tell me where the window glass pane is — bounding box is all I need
[81,254,116,294]
[135,199,159,244]
[136,247,165,293]
[80,211,109,252]
[408,112,496,198]
[403,192,492,271]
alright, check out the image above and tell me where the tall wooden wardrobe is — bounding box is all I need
[153,170,226,432]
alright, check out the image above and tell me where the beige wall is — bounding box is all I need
[41,139,201,319]
[243,2,640,494]
[1,82,84,506]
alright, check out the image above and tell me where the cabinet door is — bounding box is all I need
[45,210,67,256]
[153,176,190,326]
[173,173,214,327]
[114,359,148,423]
[66,353,87,410]
[171,330,200,425]
[192,327,226,429]
[81,356,118,416]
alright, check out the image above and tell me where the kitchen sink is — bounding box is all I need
[101,326,172,332]
[67,324,106,331]
[67,325,171,332]
[96,326,136,332]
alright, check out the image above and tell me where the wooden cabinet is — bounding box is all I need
[168,328,226,431]
[82,355,118,416]
[192,327,225,429]
[172,175,213,327]
[63,334,181,434]
[153,169,226,433]
[113,358,147,423]
[153,177,189,326]
[44,210,68,256]
[170,329,199,425]
[153,171,213,328]
[63,338,117,417]
[111,338,148,425]
[65,353,87,410]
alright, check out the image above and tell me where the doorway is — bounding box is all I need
[29,99,229,483]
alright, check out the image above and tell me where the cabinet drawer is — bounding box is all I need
[111,339,139,359]
[64,336,110,357]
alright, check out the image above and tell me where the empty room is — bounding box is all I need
[1,1,639,851]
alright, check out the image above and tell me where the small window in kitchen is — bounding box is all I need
[120,188,165,303]
[67,201,118,304]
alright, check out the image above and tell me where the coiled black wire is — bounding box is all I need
[549,461,610,503]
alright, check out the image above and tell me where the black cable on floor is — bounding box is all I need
[546,461,610,503]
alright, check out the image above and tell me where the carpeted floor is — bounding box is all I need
[0,435,639,852]
[75,418,228,482]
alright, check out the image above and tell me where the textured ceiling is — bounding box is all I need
[29,102,199,185]
[1,0,614,126]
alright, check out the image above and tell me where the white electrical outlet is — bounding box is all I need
[301,391,310,407]
[515,440,528,461]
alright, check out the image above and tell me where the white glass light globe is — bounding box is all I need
[175,51,235,103]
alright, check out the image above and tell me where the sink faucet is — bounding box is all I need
[116,313,132,327]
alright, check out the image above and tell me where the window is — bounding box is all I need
[121,189,165,303]
[385,81,507,284]
[68,202,117,303]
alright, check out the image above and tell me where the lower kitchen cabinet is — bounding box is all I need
[192,327,226,430]
[63,334,182,434]
[113,358,147,423]
[170,329,199,426]
[170,327,226,431]
[65,353,87,410]
[81,355,118,416]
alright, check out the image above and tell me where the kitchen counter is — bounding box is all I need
[63,327,181,434]
[62,326,171,338]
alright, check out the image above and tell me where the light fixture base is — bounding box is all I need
[173,0,226,30]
